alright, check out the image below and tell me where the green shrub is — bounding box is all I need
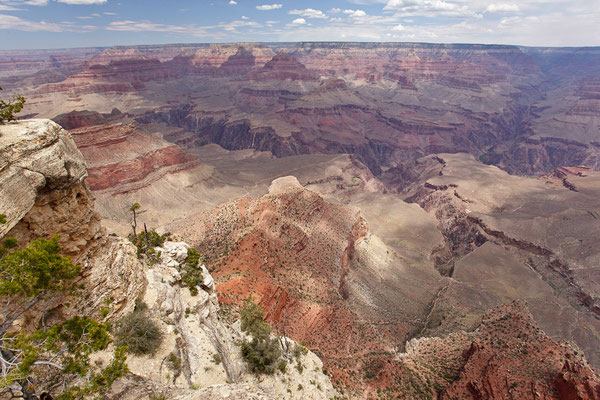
[240,336,281,375]
[181,247,204,296]
[115,303,163,355]
[168,351,182,372]
[0,225,126,398]
[128,229,168,265]
[0,86,25,124]
[278,359,287,374]
[186,247,201,267]
[239,298,281,374]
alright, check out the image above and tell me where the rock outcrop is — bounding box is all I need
[0,120,337,399]
[0,119,145,317]
[173,176,446,396]
[398,301,600,400]
[121,240,337,399]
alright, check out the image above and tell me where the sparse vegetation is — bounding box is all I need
[181,247,204,296]
[0,225,127,399]
[115,300,163,355]
[278,359,287,373]
[0,86,25,124]
[239,298,281,374]
[128,228,168,265]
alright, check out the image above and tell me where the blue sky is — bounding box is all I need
[0,0,598,50]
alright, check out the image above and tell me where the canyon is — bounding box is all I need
[1,42,600,399]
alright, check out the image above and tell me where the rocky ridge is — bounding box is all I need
[171,172,600,398]
[0,120,336,399]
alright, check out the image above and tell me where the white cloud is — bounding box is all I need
[329,8,342,13]
[220,19,261,31]
[289,8,328,19]
[344,9,367,18]
[290,17,307,25]
[392,23,405,30]
[485,3,519,13]
[107,20,209,36]
[228,0,237,4]
[16,0,107,4]
[256,4,282,10]
[0,12,63,31]
[241,15,249,20]
[22,0,49,5]
[383,0,481,18]
[0,4,23,10]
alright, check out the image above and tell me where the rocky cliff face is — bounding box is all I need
[0,120,337,399]
[0,119,145,317]
[168,172,600,398]
[400,153,600,369]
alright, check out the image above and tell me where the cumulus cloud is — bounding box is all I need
[344,9,367,18]
[290,17,307,25]
[228,0,237,4]
[289,8,328,19]
[256,4,282,11]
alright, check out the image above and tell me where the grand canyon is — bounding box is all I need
[1,42,600,399]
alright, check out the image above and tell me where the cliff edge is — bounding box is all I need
[0,120,336,399]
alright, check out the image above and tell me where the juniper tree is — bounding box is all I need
[0,217,127,399]
[0,86,25,124]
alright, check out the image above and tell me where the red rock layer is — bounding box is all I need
[437,302,600,400]
[216,47,256,76]
[69,123,200,193]
[176,184,600,398]
[177,186,413,394]
[86,145,198,191]
[38,56,198,95]
[253,53,318,81]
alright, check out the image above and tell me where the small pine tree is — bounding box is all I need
[0,218,127,398]
[239,298,281,374]
[0,86,25,124]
